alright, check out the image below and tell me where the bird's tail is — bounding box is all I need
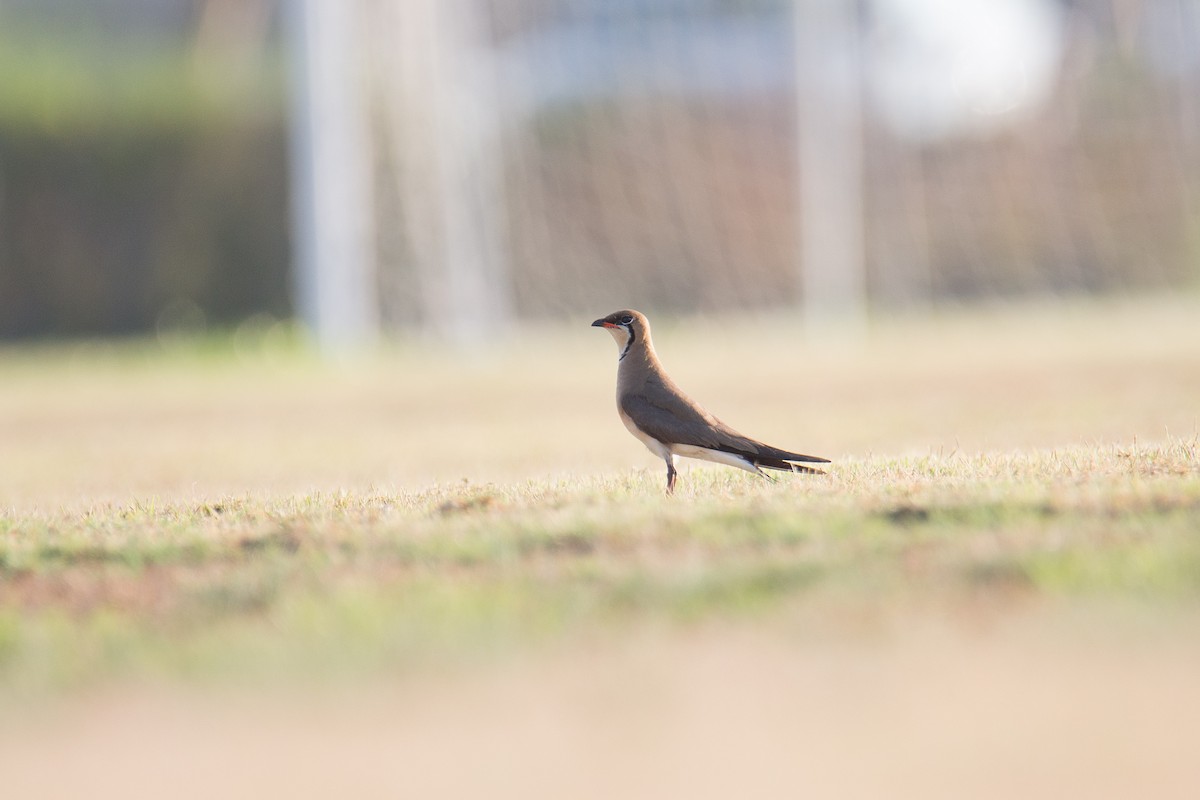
[753,456,827,475]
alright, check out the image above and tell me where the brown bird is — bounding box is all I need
[592,309,829,493]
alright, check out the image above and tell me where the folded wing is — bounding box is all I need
[620,380,829,471]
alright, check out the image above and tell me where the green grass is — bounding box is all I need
[2,440,1197,693]
[1,296,1199,697]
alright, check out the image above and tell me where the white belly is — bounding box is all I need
[619,409,673,462]
[670,443,760,474]
[617,409,759,474]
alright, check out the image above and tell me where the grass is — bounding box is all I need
[2,296,1200,796]
[0,432,1197,693]
[0,298,1195,690]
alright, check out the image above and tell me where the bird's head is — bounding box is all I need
[591,309,648,359]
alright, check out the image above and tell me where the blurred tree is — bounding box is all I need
[0,0,290,340]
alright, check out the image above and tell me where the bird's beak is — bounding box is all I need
[592,319,614,328]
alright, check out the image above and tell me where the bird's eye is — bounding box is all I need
[620,315,634,325]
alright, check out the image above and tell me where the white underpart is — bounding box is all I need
[618,410,762,475]
[619,409,674,467]
[604,325,631,352]
[670,444,761,474]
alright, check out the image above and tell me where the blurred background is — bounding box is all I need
[1,0,1197,348]
[2,7,1199,791]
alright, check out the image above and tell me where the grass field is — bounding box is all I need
[1,296,1199,797]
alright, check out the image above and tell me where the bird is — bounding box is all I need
[592,309,829,493]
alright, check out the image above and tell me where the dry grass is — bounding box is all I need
[0,295,1198,797]
[2,295,1197,509]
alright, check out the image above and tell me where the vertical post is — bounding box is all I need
[795,0,868,334]
[384,0,512,345]
[287,0,378,354]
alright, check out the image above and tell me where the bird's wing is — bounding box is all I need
[620,379,828,465]
[620,388,732,451]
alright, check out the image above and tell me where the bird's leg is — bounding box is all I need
[665,457,678,495]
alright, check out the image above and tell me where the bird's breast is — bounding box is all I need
[618,407,671,460]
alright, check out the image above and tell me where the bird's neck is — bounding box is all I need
[618,330,655,362]
[614,325,648,362]
[616,336,661,389]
